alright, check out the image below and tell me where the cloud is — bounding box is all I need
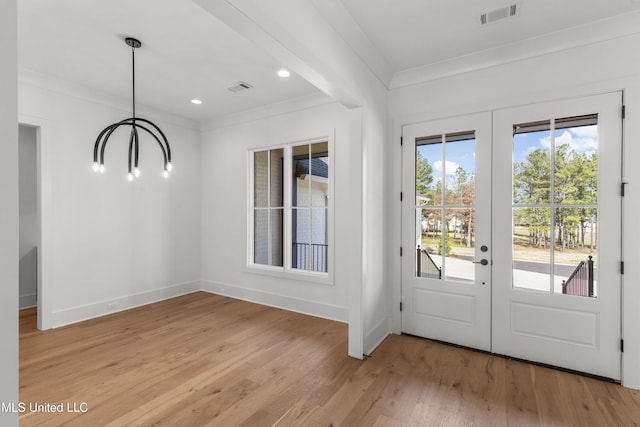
[569,125,597,138]
[538,126,597,153]
[433,160,460,177]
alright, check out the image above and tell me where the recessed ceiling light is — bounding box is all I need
[277,69,291,78]
[191,99,203,105]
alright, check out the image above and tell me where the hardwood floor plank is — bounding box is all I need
[19,292,640,426]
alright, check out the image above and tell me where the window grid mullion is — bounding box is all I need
[284,145,292,271]
[550,119,556,293]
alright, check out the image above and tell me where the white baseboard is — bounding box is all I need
[201,279,348,323]
[19,293,37,309]
[50,281,201,328]
[364,317,389,356]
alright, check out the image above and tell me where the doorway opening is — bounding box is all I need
[18,123,45,331]
[19,125,38,309]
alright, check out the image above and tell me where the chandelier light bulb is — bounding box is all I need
[163,170,169,179]
[128,173,134,182]
[99,164,105,174]
[134,167,141,178]
[166,162,173,172]
[92,162,99,172]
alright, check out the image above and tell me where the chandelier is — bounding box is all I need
[92,37,172,180]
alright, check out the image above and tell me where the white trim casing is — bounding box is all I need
[247,134,335,286]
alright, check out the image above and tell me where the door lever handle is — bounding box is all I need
[473,259,489,266]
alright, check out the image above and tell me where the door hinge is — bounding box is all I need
[400,136,403,146]
[400,247,403,257]
[621,182,627,197]
[622,105,626,119]
[400,302,403,312]
[400,192,403,201]
[621,339,624,352]
[621,261,625,274]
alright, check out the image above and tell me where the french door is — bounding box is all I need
[401,92,622,379]
[401,112,493,351]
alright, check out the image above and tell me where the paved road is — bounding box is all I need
[456,255,591,277]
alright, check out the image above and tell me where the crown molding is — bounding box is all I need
[391,10,640,89]
[18,68,199,131]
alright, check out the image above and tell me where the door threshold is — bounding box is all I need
[401,332,619,385]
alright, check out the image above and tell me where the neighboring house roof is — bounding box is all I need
[296,157,328,179]
[416,191,430,204]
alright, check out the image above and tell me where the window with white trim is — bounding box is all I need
[250,140,329,274]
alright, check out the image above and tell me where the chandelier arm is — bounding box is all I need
[98,117,143,165]
[97,121,167,171]
[94,120,128,164]
[134,123,168,168]
[128,127,135,174]
[93,134,102,164]
[134,127,140,169]
[133,118,171,163]
[99,122,125,166]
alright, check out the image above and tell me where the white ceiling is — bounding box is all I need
[17,0,640,122]
[17,0,321,122]
[340,0,640,71]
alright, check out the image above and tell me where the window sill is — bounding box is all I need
[245,264,334,286]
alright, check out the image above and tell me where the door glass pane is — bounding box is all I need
[416,136,442,206]
[444,208,475,283]
[554,116,598,205]
[512,207,551,291]
[512,116,598,297]
[415,132,476,284]
[416,208,442,279]
[555,207,597,296]
[444,133,476,206]
[513,122,551,205]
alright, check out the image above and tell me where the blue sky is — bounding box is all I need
[417,138,475,185]
[416,124,598,187]
[513,125,598,164]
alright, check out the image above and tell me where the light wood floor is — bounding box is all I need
[19,292,640,426]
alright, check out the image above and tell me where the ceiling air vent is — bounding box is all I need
[480,4,517,25]
[227,81,253,93]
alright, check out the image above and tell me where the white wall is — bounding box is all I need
[19,125,38,309]
[388,26,640,388]
[0,0,18,424]
[200,100,358,323]
[18,75,202,328]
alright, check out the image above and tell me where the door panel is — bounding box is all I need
[492,92,622,379]
[401,112,492,351]
[401,93,622,380]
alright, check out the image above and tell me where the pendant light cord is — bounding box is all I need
[131,46,136,119]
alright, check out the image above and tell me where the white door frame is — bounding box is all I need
[19,114,52,330]
[396,92,623,381]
